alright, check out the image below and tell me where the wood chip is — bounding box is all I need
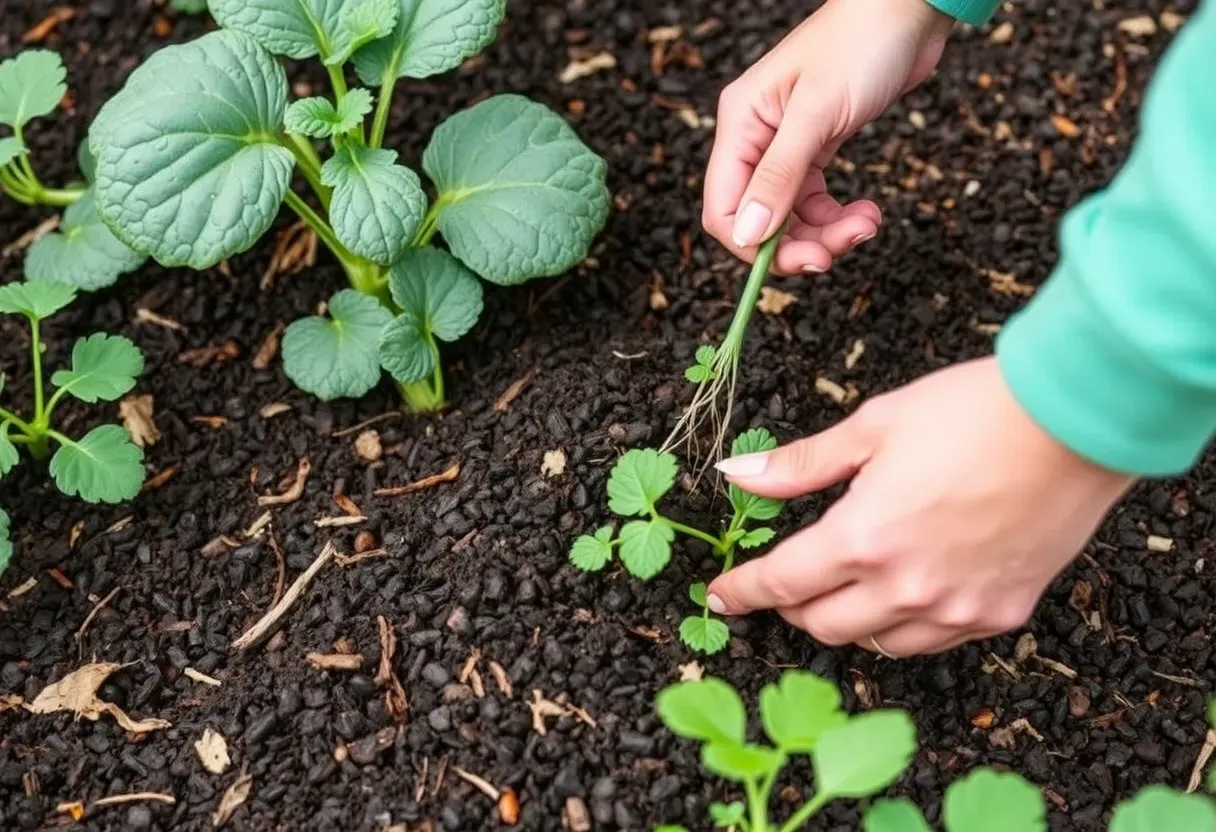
[315,515,365,528]
[232,541,336,651]
[258,458,311,507]
[142,465,180,492]
[541,449,567,478]
[3,216,59,257]
[494,374,533,412]
[354,429,383,463]
[259,402,292,419]
[306,652,364,671]
[261,221,316,290]
[559,51,616,84]
[1189,729,1216,792]
[844,339,866,370]
[135,308,185,331]
[562,796,592,832]
[647,25,683,43]
[195,729,230,775]
[1160,10,1187,32]
[1051,114,1080,138]
[185,667,222,687]
[989,21,1014,43]
[1118,14,1157,36]
[23,7,75,44]
[489,661,513,698]
[179,340,240,367]
[334,493,363,517]
[251,322,284,370]
[677,662,703,682]
[376,615,408,724]
[1146,535,1174,553]
[1150,670,1205,688]
[8,577,37,597]
[27,663,171,733]
[814,377,858,405]
[212,772,252,828]
[119,395,161,448]
[452,766,500,800]
[56,801,85,821]
[757,286,797,316]
[374,461,460,497]
[94,792,176,809]
[191,415,227,429]
[529,690,568,735]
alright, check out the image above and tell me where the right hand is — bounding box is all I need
[704,0,954,274]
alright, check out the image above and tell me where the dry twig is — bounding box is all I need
[232,542,336,651]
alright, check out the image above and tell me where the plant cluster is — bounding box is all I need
[654,671,1216,832]
[569,428,784,655]
[0,281,146,572]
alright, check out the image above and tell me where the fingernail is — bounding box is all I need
[715,452,769,478]
[851,232,876,247]
[732,201,772,248]
[803,264,825,274]
[707,593,727,615]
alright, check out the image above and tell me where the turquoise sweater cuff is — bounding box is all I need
[922,0,1002,25]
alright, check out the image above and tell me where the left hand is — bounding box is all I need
[707,358,1134,656]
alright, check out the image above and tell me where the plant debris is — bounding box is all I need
[195,728,231,775]
[374,462,461,497]
[27,663,170,733]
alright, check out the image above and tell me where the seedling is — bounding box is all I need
[569,428,784,654]
[0,281,146,572]
[75,0,609,413]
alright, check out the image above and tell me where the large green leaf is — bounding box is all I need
[51,334,144,404]
[943,768,1046,832]
[327,0,400,66]
[422,94,610,285]
[617,518,673,581]
[25,188,147,291]
[0,50,66,131]
[606,448,678,517]
[655,677,747,746]
[322,145,427,266]
[90,31,294,270]
[1109,786,1216,832]
[759,671,846,752]
[701,742,783,783]
[0,508,11,576]
[50,424,145,504]
[208,0,345,60]
[379,246,483,384]
[864,799,933,832]
[282,289,393,400]
[813,711,917,800]
[284,89,373,138]
[353,0,504,84]
[0,423,18,478]
[0,280,76,319]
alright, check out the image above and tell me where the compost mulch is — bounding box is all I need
[0,0,1208,830]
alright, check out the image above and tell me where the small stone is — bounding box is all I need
[421,663,450,687]
[354,531,377,553]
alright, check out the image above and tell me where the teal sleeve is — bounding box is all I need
[922,0,1002,25]
[996,3,1216,477]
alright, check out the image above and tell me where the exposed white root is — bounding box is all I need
[661,351,739,477]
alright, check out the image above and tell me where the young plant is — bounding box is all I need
[655,670,915,832]
[0,51,147,290]
[0,281,146,572]
[569,428,784,655]
[84,0,610,413]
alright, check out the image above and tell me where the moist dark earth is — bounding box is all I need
[0,0,1207,830]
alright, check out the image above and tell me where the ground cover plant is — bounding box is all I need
[0,281,145,574]
[570,427,784,655]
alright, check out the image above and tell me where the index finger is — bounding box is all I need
[702,84,773,257]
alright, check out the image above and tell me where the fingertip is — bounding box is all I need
[774,240,832,276]
[843,199,883,226]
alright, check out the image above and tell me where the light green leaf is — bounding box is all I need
[685,345,717,384]
[708,802,746,828]
[655,677,747,746]
[322,145,426,265]
[618,518,673,580]
[285,89,374,138]
[738,527,775,550]
[378,314,435,385]
[0,424,18,478]
[170,0,210,12]
[0,280,76,319]
[208,0,345,60]
[864,799,933,832]
[569,525,614,572]
[328,0,400,66]
[353,0,504,84]
[1109,786,1216,832]
[51,334,144,404]
[90,31,294,270]
[679,616,729,655]
[77,138,96,182]
[0,51,66,131]
[25,188,147,291]
[814,711,917,800]
[759,671,845,752]
[689,582,708,607]
[943,768,1046,832]
[606,448,678,517]
[50,424,144,504]
[283,289,392,400]
[0,508,11,576]
[728,429,783,521]
[0,136,26,168]
[423,94,610,285]
[701,742,783,783]
[685,365,711,384]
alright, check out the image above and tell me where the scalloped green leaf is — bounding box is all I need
[51,334,144,404]
[569,525,614,572]
[864,799,933,832]
[50,424,145,504]
[0,508,11,576]
[0,280,76,319]
[708,802,745,828]
[729,431,783,523]
[943,768,1046,832]
[285,89,373,138]
[1109,786,1216,832]
[0,424,18,478]
[208,0,345,60]
[618,518,673,580]
[353,0,504,84]
[656,677,746,746]
[759,670,846,752]
[814,711,917,800]
[679,616,729,655]
[90,31,294,270]
[282,289,393,400]
[25,189,147,291]
[738,527,775,550]
[423,94,609,285]
[606,448,678,517]
[327,0,400,66]
[0,136,26,168]
[0,50,66,131]
[731,427,778,457]
[322,145,426,265]
[702,742,783,782]
[688,582,708,607]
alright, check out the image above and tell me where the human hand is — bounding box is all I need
[704,0,954,274]
[707,358,1134,656]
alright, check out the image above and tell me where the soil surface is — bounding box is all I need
[0,1,1207,830]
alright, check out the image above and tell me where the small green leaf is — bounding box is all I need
[685,365,711,384]
[701,742,783,782]
[0,136,26,168]
[759,670,846,752]
[50,424,144,504]
[0,424,18,478]
[731,428,778,457]
[423,94,610,285]
[606,448,678,517]
[379,247,483,384]
[285,89,374,138]
[569,525,614,572]
[618,518,673,580]
[0,50,66,131]
[695,344,716,367]
[322,145,427,266]
[0,280,76,319]
[708,802,746,828]
[90,31,294,270]
[655,677,746,746]
[25,188,147,291]
[208,0,345,60]
[1109,786,1216,832]
[685,345,717,384]
[282,289,392,400]
[0,507,11,576]
[738,527,775,550]
[353,0,504,84]
[328,0,400,66]
[943,768,1046,832]
[679,616,729,655]
[689,583,708,607]
[813,711,917,800]
[864,799,933,832]
[50,334,144,404]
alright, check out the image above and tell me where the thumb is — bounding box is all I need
[716,413,874,500]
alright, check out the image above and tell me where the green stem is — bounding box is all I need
[340,258,391,305]
[327,64,349,102]
[41,386,69,429]
[0,407,35,437]
[370,70,398,149]
[744,778,769,832]
[666,519,727,551]
[30,318,45,425]
[398,379,445,413]
[283,133,330,209]
[721,230,785,357]
[410,202,441,248]
[0,166,36,204]
[35,186,85,207]
[283,189,353,264]
[776,792,831,832]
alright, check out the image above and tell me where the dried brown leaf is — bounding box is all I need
[494,374,533,412]
[757,287,798,316]
[212,772,252,828]
[195,728,230,775]
[119,395,161,448]
[541,449,567,478]
[179,340,240,367]
[374,462,460,497]
[251,322,284,370]
[27,663,170,733]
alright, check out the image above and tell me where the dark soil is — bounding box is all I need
[0,0,1208,830]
